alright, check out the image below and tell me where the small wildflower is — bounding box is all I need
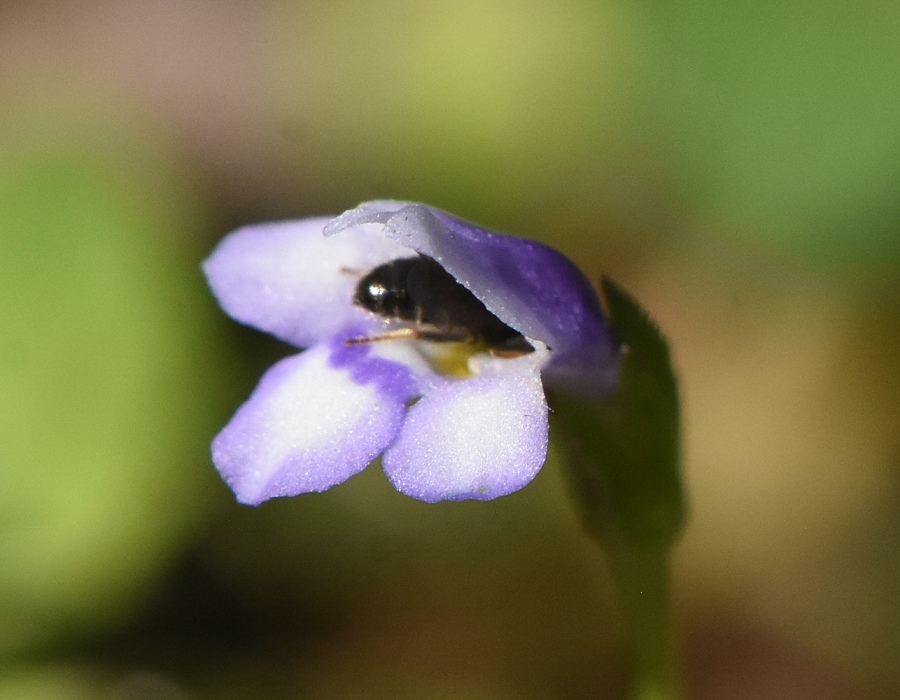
[203,201,619,504]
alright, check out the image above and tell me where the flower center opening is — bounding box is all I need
[350,255,535,371]
[419,340,490,378]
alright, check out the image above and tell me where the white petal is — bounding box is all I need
[212,341,417,505]
[203,218,413,348]
[382,347,550,502]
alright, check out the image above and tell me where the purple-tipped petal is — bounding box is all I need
[382,347,550,502]
[203,218,413,348]
[326,201,620,397]
[212,339,418,505]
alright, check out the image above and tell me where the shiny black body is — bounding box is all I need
[353,256,533,354]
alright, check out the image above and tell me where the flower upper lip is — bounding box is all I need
[203,200,620,505]
[326,201,620,397]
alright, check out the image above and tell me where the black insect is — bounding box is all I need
[349,256,534,356]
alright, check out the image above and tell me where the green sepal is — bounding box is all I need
[552,277,684,552]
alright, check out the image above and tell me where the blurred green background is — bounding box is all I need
[1,1,897,698]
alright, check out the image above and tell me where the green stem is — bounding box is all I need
[609,542,680,700]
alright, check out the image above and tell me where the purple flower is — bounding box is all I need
[203,201,619,504]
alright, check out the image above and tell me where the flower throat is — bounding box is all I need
[348,255,534,375]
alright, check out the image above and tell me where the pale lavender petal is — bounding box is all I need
[203,218,413,348]
[327,201,620,397]
[212,339,418,505]
[382,346,550,502]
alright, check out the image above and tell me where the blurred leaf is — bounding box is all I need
[0,115,228,655]
[653,1,900,264]
[0,666,102,700]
